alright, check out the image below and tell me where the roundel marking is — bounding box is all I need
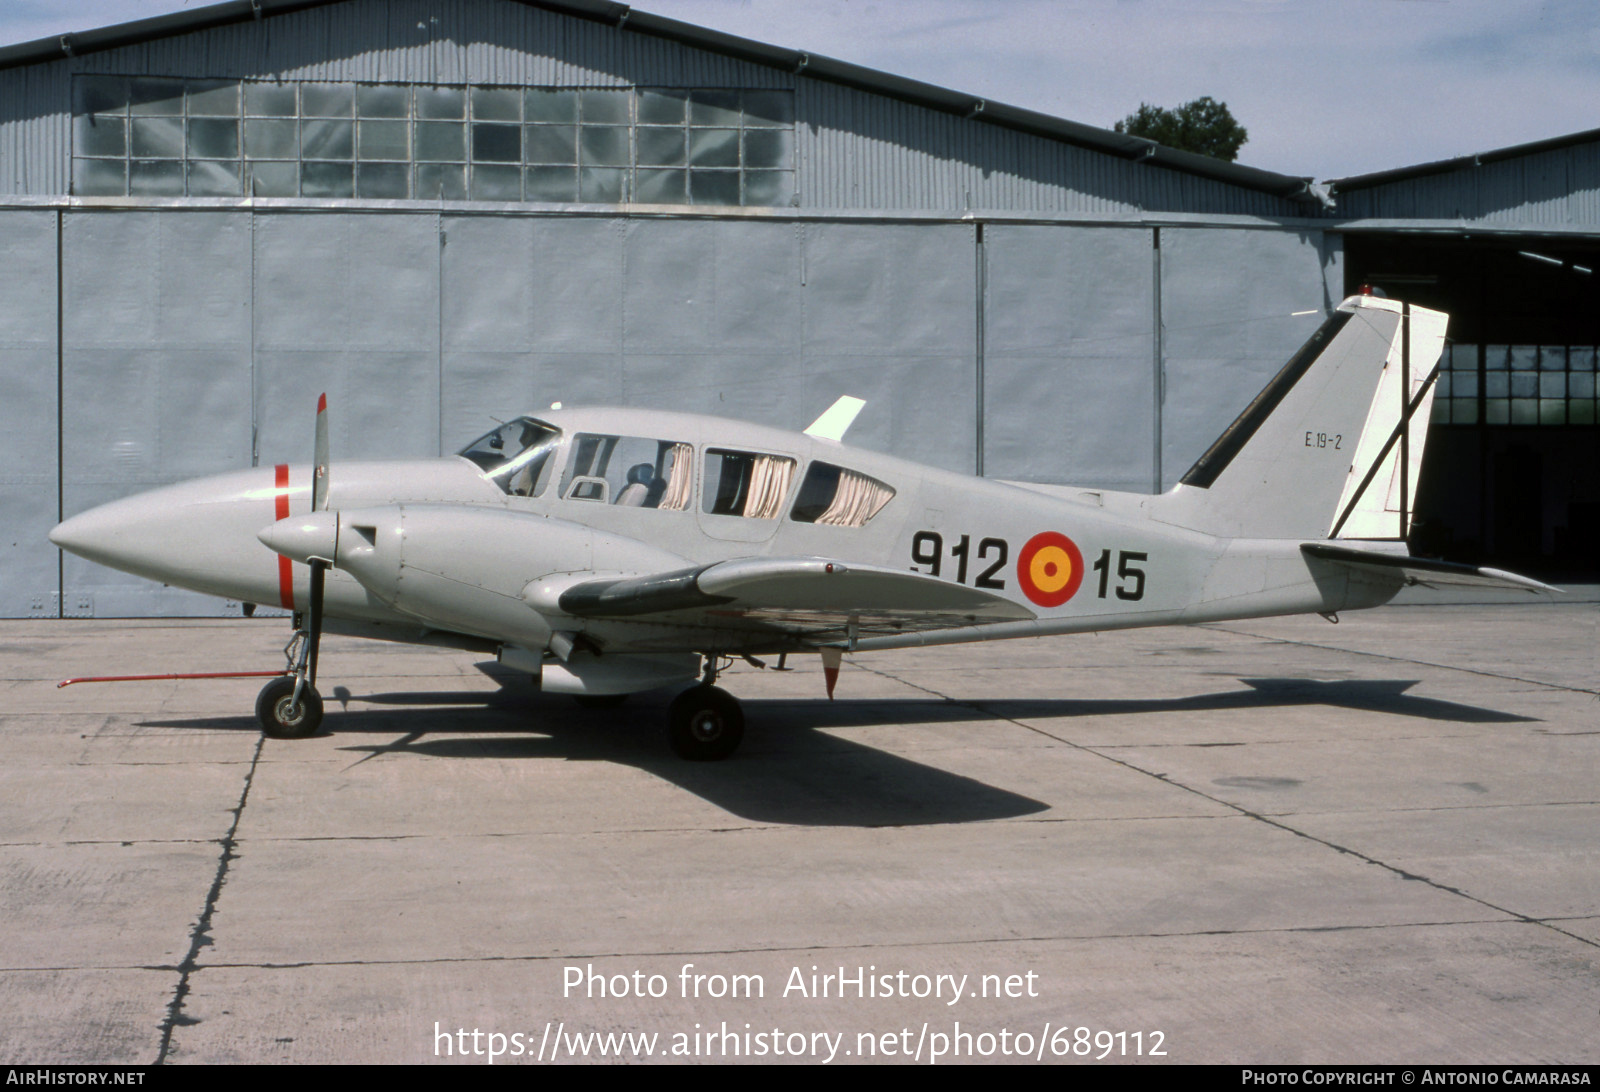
[1016,531,1085,608]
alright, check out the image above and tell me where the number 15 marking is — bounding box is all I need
[1092,549,1147,600]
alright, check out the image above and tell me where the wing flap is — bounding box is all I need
[1301,543,1559,593]
[554,556,1035,639]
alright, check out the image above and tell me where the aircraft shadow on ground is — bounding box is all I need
[973,677,1538,725]
[136,674,1531,827]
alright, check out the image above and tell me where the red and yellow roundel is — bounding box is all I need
[1016,532,1085,608]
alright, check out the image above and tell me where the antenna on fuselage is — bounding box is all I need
[804,396,866,441]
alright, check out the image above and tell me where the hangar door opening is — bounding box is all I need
[1345,233,1600,581]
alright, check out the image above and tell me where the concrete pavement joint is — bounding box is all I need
[153,729,264,1065]
[9,914,1587,976]
[99,917,1546,973]
[858,662,1600,955]
[1203,623,1600,697]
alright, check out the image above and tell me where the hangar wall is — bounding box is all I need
[0,211,57,619]
[2,201,1341,618]
[0,0,1347,617]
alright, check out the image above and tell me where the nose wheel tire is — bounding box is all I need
[256,676,324,739]
[668,685,744,761]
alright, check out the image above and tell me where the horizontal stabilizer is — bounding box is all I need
[554,556,1034,640]
[1301,543,1560,594]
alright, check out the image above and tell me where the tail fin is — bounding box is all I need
[1158,294,1446,540]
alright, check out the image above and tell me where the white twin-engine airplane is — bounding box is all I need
[51,294,1552,759]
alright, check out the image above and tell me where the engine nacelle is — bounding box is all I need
[260,504,688,647]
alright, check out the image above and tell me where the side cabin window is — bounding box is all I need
[703,449,796,519]
[459,418,561,497]
[790,462,896,527]
[560,433,693,509]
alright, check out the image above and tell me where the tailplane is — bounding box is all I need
[1157,294,1445,540]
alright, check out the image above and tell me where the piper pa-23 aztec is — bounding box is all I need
[51,294,1553,759]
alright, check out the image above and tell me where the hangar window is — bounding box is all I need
[1432,342,1598,427]
[703,450,797,519]
[790,463,896,527]
[560,434,694,509]
[72,76,795,207]
[459,418,562,498]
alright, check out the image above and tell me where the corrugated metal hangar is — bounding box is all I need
[0,0,1594,618]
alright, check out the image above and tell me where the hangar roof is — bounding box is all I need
[0,0,1326,206]
[1326,127,1600,228]
[1329,128,1600,192]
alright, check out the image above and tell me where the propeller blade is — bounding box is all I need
[307,559,326,688]
[312,392,330,512]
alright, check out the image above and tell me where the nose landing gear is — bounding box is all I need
[256,561,328,739]
[256,674,323,738]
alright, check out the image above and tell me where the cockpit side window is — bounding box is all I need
[790,461,895,526]
[559,433,693,509]
[703,449,797,519]
[459,418,562,497]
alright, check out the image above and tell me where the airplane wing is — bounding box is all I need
[1300,543,1560,593]
[547,556,1035,642]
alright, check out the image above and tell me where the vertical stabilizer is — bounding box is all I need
[1156,295,1447,540]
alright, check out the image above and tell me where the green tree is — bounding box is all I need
[1113,97,1248,162]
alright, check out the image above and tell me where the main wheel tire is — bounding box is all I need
[573,693,628,709]
[256,676,324,739]
[668,685,744,761]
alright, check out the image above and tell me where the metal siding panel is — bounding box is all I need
[64,0,788,88]
[799,222,976,471]
[4,0,1319,213]
[1337,140,1600,226]
[443,214,624,352]
[1571,144,1600,223]
[60,209,253,616]
[0,63,69,196]
[617,218,803,424]
[440,214,625,444]
[0,210,59,616]
[624,218,801,354]
[1159,227,1339,489]
[543,216,975,471]
[794,75,1293,216]
[982,224,1154,491]
[1486,151,1571,224]
[253,211,441,462]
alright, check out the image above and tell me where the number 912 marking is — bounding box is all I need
[910,532,1007,588]
[911,532,1149,604]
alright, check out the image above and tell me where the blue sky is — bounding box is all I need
[5,0,1596,180]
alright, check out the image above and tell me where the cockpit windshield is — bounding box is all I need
[458,418,563,497]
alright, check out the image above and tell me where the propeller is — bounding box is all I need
[306,393,330,688]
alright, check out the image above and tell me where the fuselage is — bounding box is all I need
[51,404,1400,659]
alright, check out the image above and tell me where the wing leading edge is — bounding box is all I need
[552,556,1035,642]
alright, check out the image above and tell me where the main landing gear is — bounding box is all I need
[668,655,745,761]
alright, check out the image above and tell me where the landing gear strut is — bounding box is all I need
[668,654,744,761]
[256,561,328,739]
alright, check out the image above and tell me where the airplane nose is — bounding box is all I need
[51,466,304,599]
[49,507,110,555]
[258,512,339,566]
[50,492,176,572]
